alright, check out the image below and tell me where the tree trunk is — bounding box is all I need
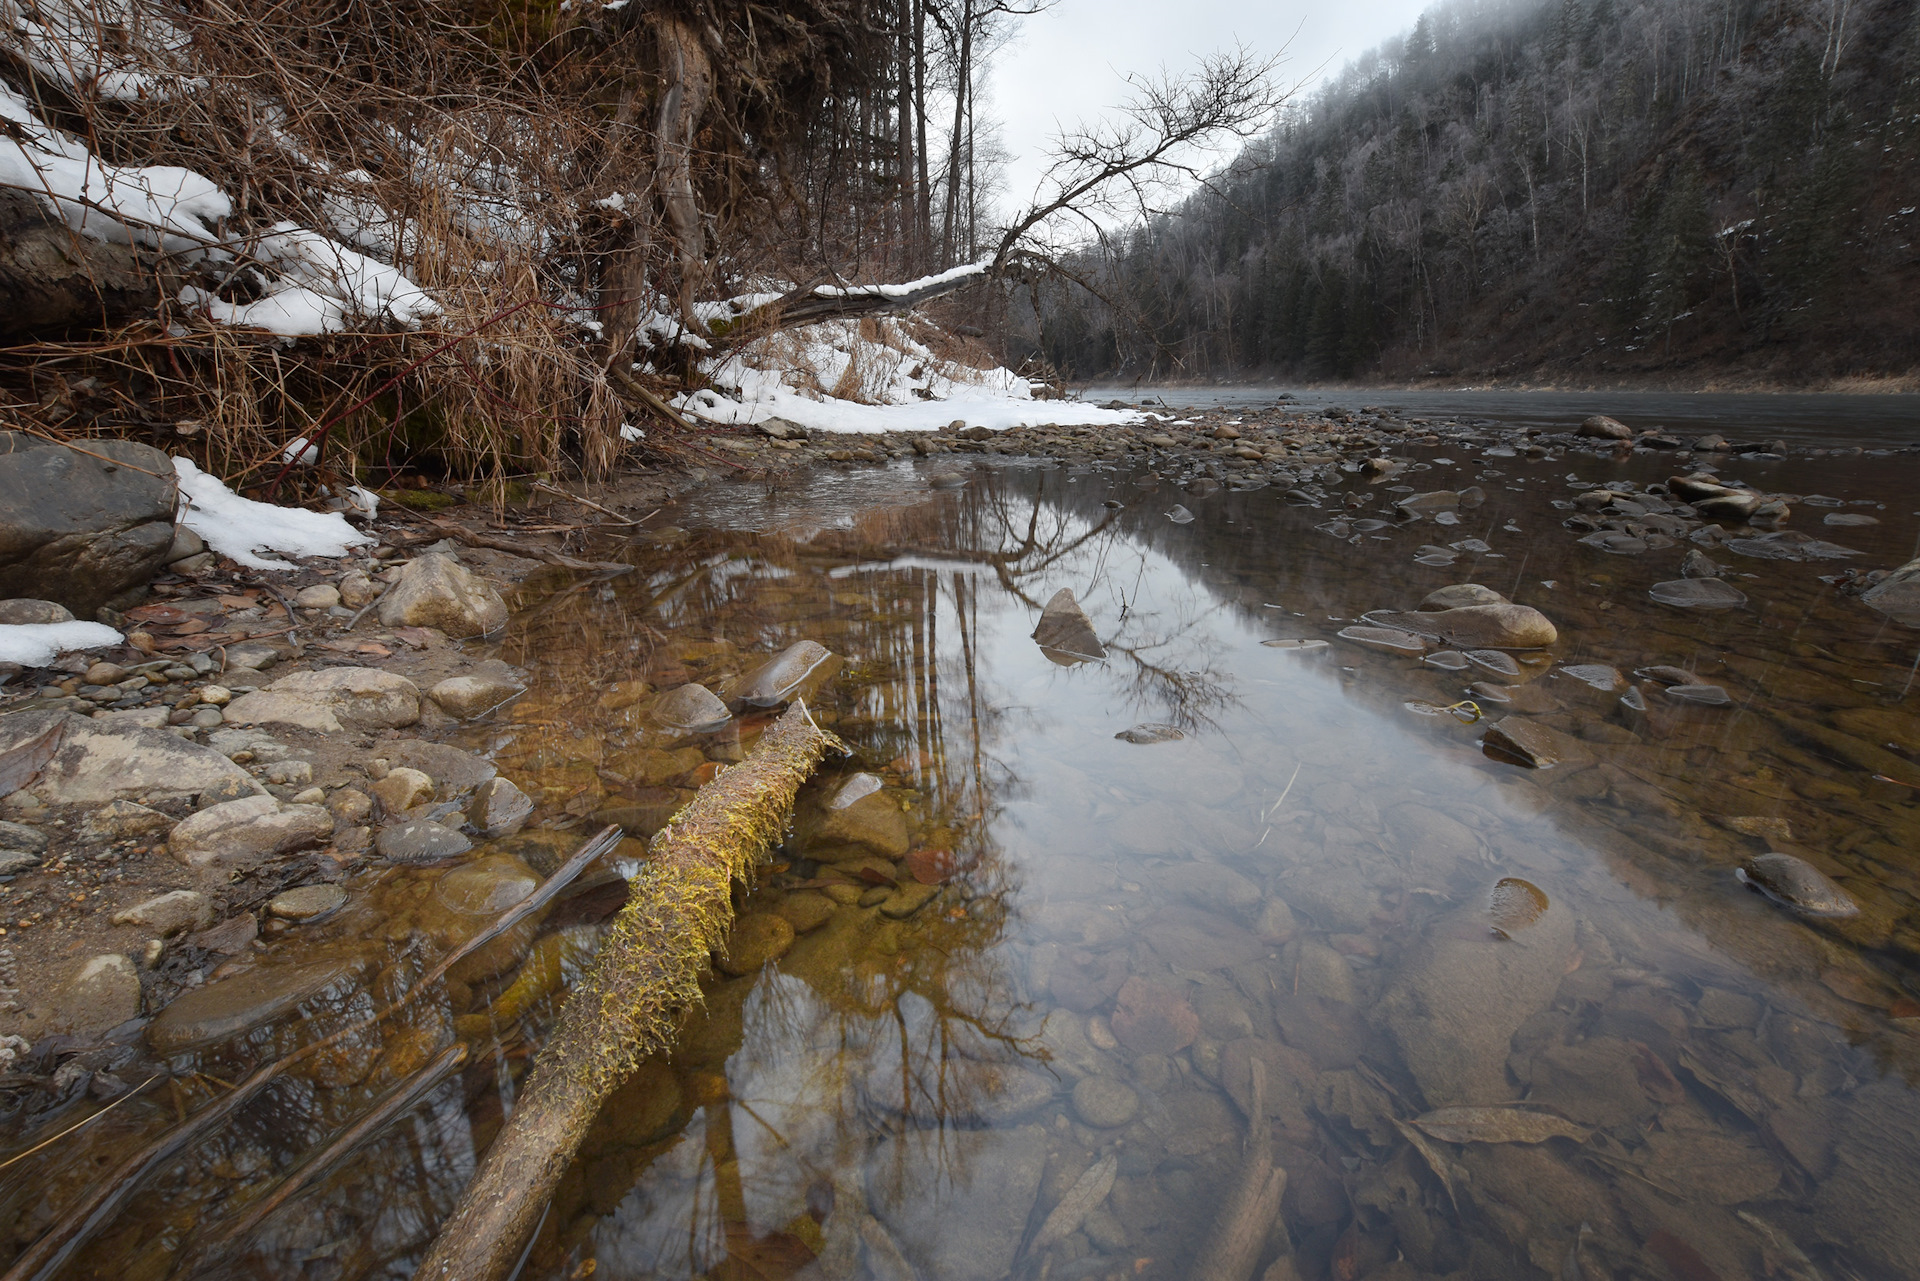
[0,190,179,338]
[412,703,843,1281]
[653,16,712,324]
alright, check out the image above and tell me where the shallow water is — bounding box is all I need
[1085,385,1920,450]
[8,443,1920,1281]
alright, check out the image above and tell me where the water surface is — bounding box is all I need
[8,444,1920,1281]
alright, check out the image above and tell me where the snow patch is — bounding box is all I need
[0,621,123,667]
[181,223,440,337]
[172,457,373,569]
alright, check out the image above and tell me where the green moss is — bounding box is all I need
[381,488,461,511]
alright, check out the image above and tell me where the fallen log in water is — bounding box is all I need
[414,701,843,1280]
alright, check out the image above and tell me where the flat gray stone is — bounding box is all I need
[267,883,347,920]
[376,820,472,863]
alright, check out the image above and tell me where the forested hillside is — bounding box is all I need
[1019,0,1920,385]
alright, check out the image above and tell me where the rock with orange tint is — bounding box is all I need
[1109,976,1199,1055]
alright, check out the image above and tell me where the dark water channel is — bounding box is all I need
[9,443,1920,1281]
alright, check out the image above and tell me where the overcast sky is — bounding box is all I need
[988,0,1434,210]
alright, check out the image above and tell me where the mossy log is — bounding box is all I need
[413,700,843,1280]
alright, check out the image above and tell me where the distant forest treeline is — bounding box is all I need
[1012,0,1920,383]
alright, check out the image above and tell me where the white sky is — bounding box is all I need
[989,0,1434,211]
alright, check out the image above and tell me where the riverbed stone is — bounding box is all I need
[468,776,533,838]
[427,674,524,719]
[268,883,347,920]
[811,790,911,859]
[1032,587,1106,662]
[111,889,214,936]
[169,795,332,883]
[147,953,373,1054]
[0,818,47,853]
[224,667,421,734]
[1418,583,1507,610]
[375,820,472,863]
[1375,603,1558,649]
[370,767,434,815]
[22,713,259,804]
[1482,717,1591,769]
[1577,415,1633,440]
[715,912,795,974]
[869,1124,1048,1281]
[293,584,340,610]
[1861,557,1920,627]
[879,881,940,919]
[1374,889,1575,1106]
[45,953,141,1039]
[0,432,177,614]
[1072,1075,1141,1127]
[774,890,836,934]
[377,553,508,638]
[0,599,73,624]
[83,799,175,842]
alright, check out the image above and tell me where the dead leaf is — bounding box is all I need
[170,618,212,635]
[1486,876,1548,938]
[217,594,256,609]
[124,604,187,624]
[1412,1105,1590,1145]
[393,627,437,648]
[1645,1228,1726,1281]
[852,866,895,887]
[1630,1042,1685,1104]
[904,846,963,885]
[355,643,392,658]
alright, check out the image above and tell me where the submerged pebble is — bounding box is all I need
[1737,852,1860,918]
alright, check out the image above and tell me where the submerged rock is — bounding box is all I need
[646,682,732,735]
[715,912,795,975]
[147,954,374,1054]
[1419,583,1507,611]
[1115,722,1184,744]
[1679,548,1725,579]
[1337,625,1428,653]
[730,639,838,707]
[1737,852,1859,918]
[868,1124,1047,1281]
[1726,531,1861,561]
[1577,415,1633,440]
[468,776,534,838]
[1375,886,1574,1105]
[1371,603,1558,649]
[1482,717,1589,769]
[1649,578,1747,609]
[1032,587,1106,662]
[1861,557,1920,627]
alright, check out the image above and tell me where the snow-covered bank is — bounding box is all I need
[173,459,374,569]
[0,622,123,667]
[672,314,1142,434]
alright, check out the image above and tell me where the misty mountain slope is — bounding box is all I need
[1027,0,1920,384]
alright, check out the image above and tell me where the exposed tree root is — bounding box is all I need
[413,701,844,1281]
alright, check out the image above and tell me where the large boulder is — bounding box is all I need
[377,553,509,638]
[1374,889,1575,1105]
[168,794,332,883]
[1861,557,1920,627]
[0,431,178,614]
[14,712,261,804]
[0,190,183,339]
[224,666,421,734]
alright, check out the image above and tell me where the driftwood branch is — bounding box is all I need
[413,701,843,1280]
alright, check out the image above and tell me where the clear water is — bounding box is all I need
[7,443,1920,1281]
